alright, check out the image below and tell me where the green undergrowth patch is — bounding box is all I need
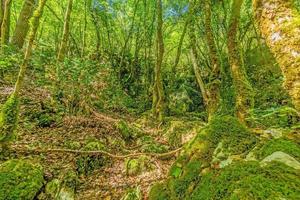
[0,159,44,200]
[190,161,300,200]
[254,138,300,161]
[76,140,108,175]
[0,93,20,143]
[248,106,300,129]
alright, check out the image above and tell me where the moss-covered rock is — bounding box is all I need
[138,136,168,154]
[0,159,44,200]
[0,93,19,143]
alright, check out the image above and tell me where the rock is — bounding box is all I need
[264,129,283,139]
[0,159,44,200]
[260,151,300,170]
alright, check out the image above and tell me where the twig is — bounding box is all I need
[11,145,182,160]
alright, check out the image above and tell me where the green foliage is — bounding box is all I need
[254,138,300,161]
[0,93,20,142]
[249,106,300,128]
[190,161,300,200]
[149,183,169,200]
[0,159,44,200]
[116,120,138,141]
[138,135,168,153]
[125,155,152,176]
[76,140,107,175]
[121,186,142,200]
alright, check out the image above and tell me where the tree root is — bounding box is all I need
[11,144,182,159]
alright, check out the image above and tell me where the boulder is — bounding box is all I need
[260,151,300,170]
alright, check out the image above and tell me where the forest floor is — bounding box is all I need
[0,83,201,199]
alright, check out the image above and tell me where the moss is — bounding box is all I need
[0,159,44,200]
[0,93,20,143]
[150,116,258,199]
[76,141,107,175]
[149,183,170,200]
[254,138,300,161]
[168,159,202,199]
[190,161,300,200]
[45,179,60,199]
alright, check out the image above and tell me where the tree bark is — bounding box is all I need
[0,0,11,48]
[152,0,165,121]
[57,0,73,61]
[204,0,221,120]
[14,0,47,95]
[11,0,36,49]
[228,0,254,122]
[253,0,300,112]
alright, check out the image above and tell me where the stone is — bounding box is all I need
[260,151,300,170]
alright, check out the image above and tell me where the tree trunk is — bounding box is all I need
[57,0,73,62]
[152,0,165,121]
[0,0,47,147]
[228,0,254,122]
[0,0,11,48]
[253,0,300,112]
[204,0,221,120]
[11,0,36,49]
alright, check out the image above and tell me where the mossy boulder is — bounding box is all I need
[0,159,44,200]
[190,161,300,200]
[138,136,168,154]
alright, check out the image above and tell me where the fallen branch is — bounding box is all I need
[11,145,182,160]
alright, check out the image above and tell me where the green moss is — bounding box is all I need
[121,186,142,200]
[0,93,20,143]
[138,136,168,154]
[254,138,300,161]
[190,161,300,200]
[0,159,44,200]
[149,183,170,200]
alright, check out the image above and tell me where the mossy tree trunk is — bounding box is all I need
[152,0,165,122]
[57,0,73,62]
[204,0,221,120]
[11,0,36,49]
[0,0,47,148]
[228,0,254,122]
[253,0,300,112]
[0,0,11,48]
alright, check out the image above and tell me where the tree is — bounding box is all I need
[152,0,165,121]
[253,0,300,112]
[228,0,254,122]
[11,0,36,49]
[57,0,73,61]
[0,0,48,149]
[0,0,11,48]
